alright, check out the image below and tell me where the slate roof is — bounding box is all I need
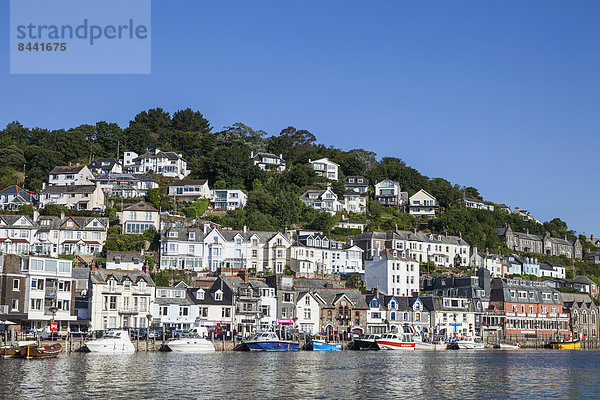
[252,153,285,164]
[90,269,154,285]
[0,185,34,202]
[310,287,368,309]
[106,251,144,264]
[167,179,208,187]
[88,158,120,171]
[134,151,183,161]
[41,185,98,194]
[123,202,158,212]
[72,267,90,280]
[49,165,87,174]
[561,293,595,309]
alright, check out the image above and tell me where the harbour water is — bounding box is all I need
[1,350,599,399]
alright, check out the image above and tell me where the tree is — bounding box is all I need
[183,199,210,219]
[172,108,212,133]
[345,273,366,293]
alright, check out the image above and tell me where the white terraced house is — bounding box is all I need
[0,213,108,257]
[288,234,341,276]
[89,269,155,332]
[123,149,190,179]
[365,249,420,297]
[330,244,364,275]
[159,226,291,273]
[39,182,106,211]
[343,192,367,214]
[153,282,199,330]
[308,158,339,180]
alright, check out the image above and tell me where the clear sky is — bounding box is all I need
[1,1,599,235]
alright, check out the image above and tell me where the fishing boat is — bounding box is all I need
[244,331,300,352]
[85,330,135,353]
[304,335,341,351]
[376,332,432,350]
[0,341,36,358]
[454,336,485,349]
[548,338,581,350]
[19,343,62,359]
[350,334,380,351]
[167,327,215,353]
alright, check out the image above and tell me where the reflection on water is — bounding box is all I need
[1,350,599,399]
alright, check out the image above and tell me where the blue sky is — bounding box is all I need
[1,1,599,235]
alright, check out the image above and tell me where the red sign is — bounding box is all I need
[50,322,58,332]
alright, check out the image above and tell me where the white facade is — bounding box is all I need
[299,188,343,215]
[119,202,160,234]
[124,149,190,179]
[96,173,159,199]
[331,245,364,275]
[295,292,320,334]
[106,251,145,271]
[470,252,503,277]
[343,193,367,214]
[89,270,155,331]
[210,190,247,210]
[251,152,286,172]
[308,158,339,180]
[409,189,439,219]
[464,196,494,211]
[48,166,94,186]
[167,180,211,202]
[365,250,420,297]
[40,183,106,211]
[154,283,198,330]
[258,286,278,328]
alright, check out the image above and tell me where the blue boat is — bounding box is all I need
[244,331,300,352]
[305,337,342,351]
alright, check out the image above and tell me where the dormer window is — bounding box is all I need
[196,290,205,300]
[124,281,131,290]
[67,221,74,227]
[215,291,223,301]
[139,281,146,292]
[213,237,218,244]
[114,257,121,265]
[108,279,116,292]
[189,232,195,240]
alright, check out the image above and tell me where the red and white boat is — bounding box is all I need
[376,332,437,350]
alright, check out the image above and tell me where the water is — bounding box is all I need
[1,350,599,399]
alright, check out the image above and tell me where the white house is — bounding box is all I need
[308,158,339,180]
[299,188,343,215]
[119,202,160,234]
[106,251,145,271]
[343,192,367,214]
[289,234,337,276]
[123,149,190,179]
[540,262,566,279]
[295,292,321,334]
[464,196,494,211]
[374,180,407,207]
[88,158,122,175]
[153,282,198,330]
[40,182,105,211]
[210,189,247,210]
[167,179,210,202]
[470,252,504,277]
[89,269,155,332]
[96,173,159,199]
[48,165,94,186]
[334,220,366,233]
[344,176,369,194]
[191,284,234,332]
[409,189,439,219]
[0,185,36,211]
[250,152,286,172]
[365,249,420,297]
[330,244,364,275]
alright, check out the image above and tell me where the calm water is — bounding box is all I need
[1,350,599,399]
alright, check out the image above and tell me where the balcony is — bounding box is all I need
[118,308,138,315]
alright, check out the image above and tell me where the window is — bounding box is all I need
[11,299,18,311]
[201,307,208,318]
[30,299,42,310]
[221,307,231,318]
[109,296,117,310]
[283,293,293,303]
[12,279,19,291]
[179,307,189,317]
[108,279,116,292]
[252,250,258,258]
[140,298,147,312]
[390,312,396,320]
[124,281,131,290]
[305,296,310,306]
[31,278,44,290]
[215,291,223,301]
[304,309,311,319]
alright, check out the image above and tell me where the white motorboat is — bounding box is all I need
[376,332,435,350]
[497,341,521,350]
[85,330,135,353]
[455,336,485,350]
[167,327,215,353]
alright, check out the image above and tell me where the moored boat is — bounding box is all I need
[244,331,300,352]
[85,330,135,354]
[495,341,521,350]
[19,343,62,359]
[454,336,485,350]
[1,341,36,358]
[167,327,215,353]
[548,339,581,350]
[376,332,418,350]
[350,334,380,351]
[304,336,341,351]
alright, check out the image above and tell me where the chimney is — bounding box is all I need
[443,230,448,237]
[279,154,283,160]
[243,225,247,233]
[250,151,254,159]
[525,228,529,235]
[33,209,39,222]
[325,283,334,289]
[238,269,249,283]
[60,211,65,220]
[203,224,208,235]
[42,182,46,190]
[458,231,462,239]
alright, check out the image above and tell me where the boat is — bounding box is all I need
[454,336,485,350]
[19,343,62,359]
[84,330,135,353]
[0,341,36,358]
[548,338,581,350]
[304,335,341,351]
[244,331,300,352]
[494,341,521,350]
[350,334,380,351]
[376,332,431,350]
[167,327,215,353]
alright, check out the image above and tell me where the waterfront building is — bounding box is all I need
[48,165,94,186]
[364,294,387,334]
[153,282,198,331]
[167,179,211,203]
[395,296,433,337]
[106,251,145,271]
[0,254,28,332]
[307,158,339,180]
[422,296,478,339]
[364,249,419,297]
[119,202,160,234]
[89,269,155,332]
[486,277,570,340]
[250,152,286,172]
[294,291,321,334]
[561,293,598,338]
[189,281,234,332]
